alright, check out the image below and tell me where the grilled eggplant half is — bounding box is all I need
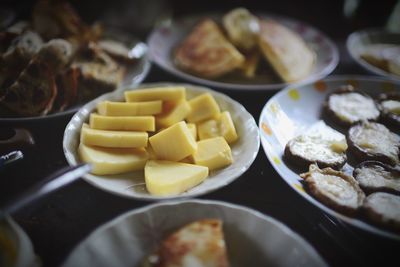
[347,122,400,166]
[362,192,400,232]
[300,164,365,216]
[353,161,400,195]
[324,85,380,126]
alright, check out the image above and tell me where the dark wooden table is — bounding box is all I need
[1,1,400,266]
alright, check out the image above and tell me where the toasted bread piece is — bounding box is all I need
[324,85,380,126]
[222,7,260,51]
[353,161,400,195]
[143,219,230,267]
[0,31,43,89]
[301,164,365,216]
[284,121,347,170]
[363,192,400,232]
[73,42,125,103]
[347,122,400,166]
[98,39,136,64]
[175,19,245,78]
[0,39,73,116]
[258,19,314,82]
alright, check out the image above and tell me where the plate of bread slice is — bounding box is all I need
[63,83,259,200]
[0,0,150,121]
[148,7,338,91]
[62,200,327,267]
[259,75,400,240]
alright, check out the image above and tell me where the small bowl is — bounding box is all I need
[61,199,327,267]
[347,28,400,81]
[0,214,40,267]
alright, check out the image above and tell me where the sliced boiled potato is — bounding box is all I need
[198,111,238,144]
[192,137,233,170]
[80,123,148,148]
[156,100,191,128]
[97,100,162,116]
[124,87,186,102]
[187,123,197,141]
[79,143,148,175]
[89,113,155,131]
[149,121,197,161]
[186,93,220,123]
[145,160,208,196]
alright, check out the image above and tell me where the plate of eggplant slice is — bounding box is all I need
[0,0,150,122]
[259,75,400,240]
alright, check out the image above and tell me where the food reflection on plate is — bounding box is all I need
[0,0,143,118]
[174,8,315,85]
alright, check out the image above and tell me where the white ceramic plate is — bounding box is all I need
[0,214,40,267]
[0,31,151,122]
[347,28,400,81]
[148,13,338,91]
[259,75,400,240]
[62,199,327,267]
[63,82,259,200]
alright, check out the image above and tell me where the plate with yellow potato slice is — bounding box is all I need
[63,83,259,200]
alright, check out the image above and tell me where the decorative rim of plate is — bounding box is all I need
[0,40,151,123]
[259,75,400,240]
[147,12,339,91]
[346,28,400,81]
[63,82,260,201]
[62,199,327,267]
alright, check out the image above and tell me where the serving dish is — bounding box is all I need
[147,12,338,91]
[0,38,150,123]
[347,28,400,81]
[63,82,260,200]
[259,75,400,240]
[0,214,40,267]
[61,199,327,267]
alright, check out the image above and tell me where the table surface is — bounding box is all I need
[1,2,400,266]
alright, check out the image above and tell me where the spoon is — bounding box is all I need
[1,164,91,216]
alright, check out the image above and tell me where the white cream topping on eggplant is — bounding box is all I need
[328,93,379,124]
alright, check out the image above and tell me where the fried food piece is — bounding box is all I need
[222,7,260,51]
[0,39,73,116]
[0,31,43,89]
[175,19,245,78]
[353,161,400,195]
[363,192,400,232]
[258,19,315,82]
[143,219,230,267]
[324,85,380,126]
[347,122,400,166]
[71,42,125,103]
[300,164,365,216]
[284,121,347,170]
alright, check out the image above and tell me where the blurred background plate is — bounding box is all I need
[0,214,40,267]
[61,199,327,267]
[347,28,400,81]
[0,29,150,123]
[63,82,260,200]
[259,75,400,240]
[148,13,338,91]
